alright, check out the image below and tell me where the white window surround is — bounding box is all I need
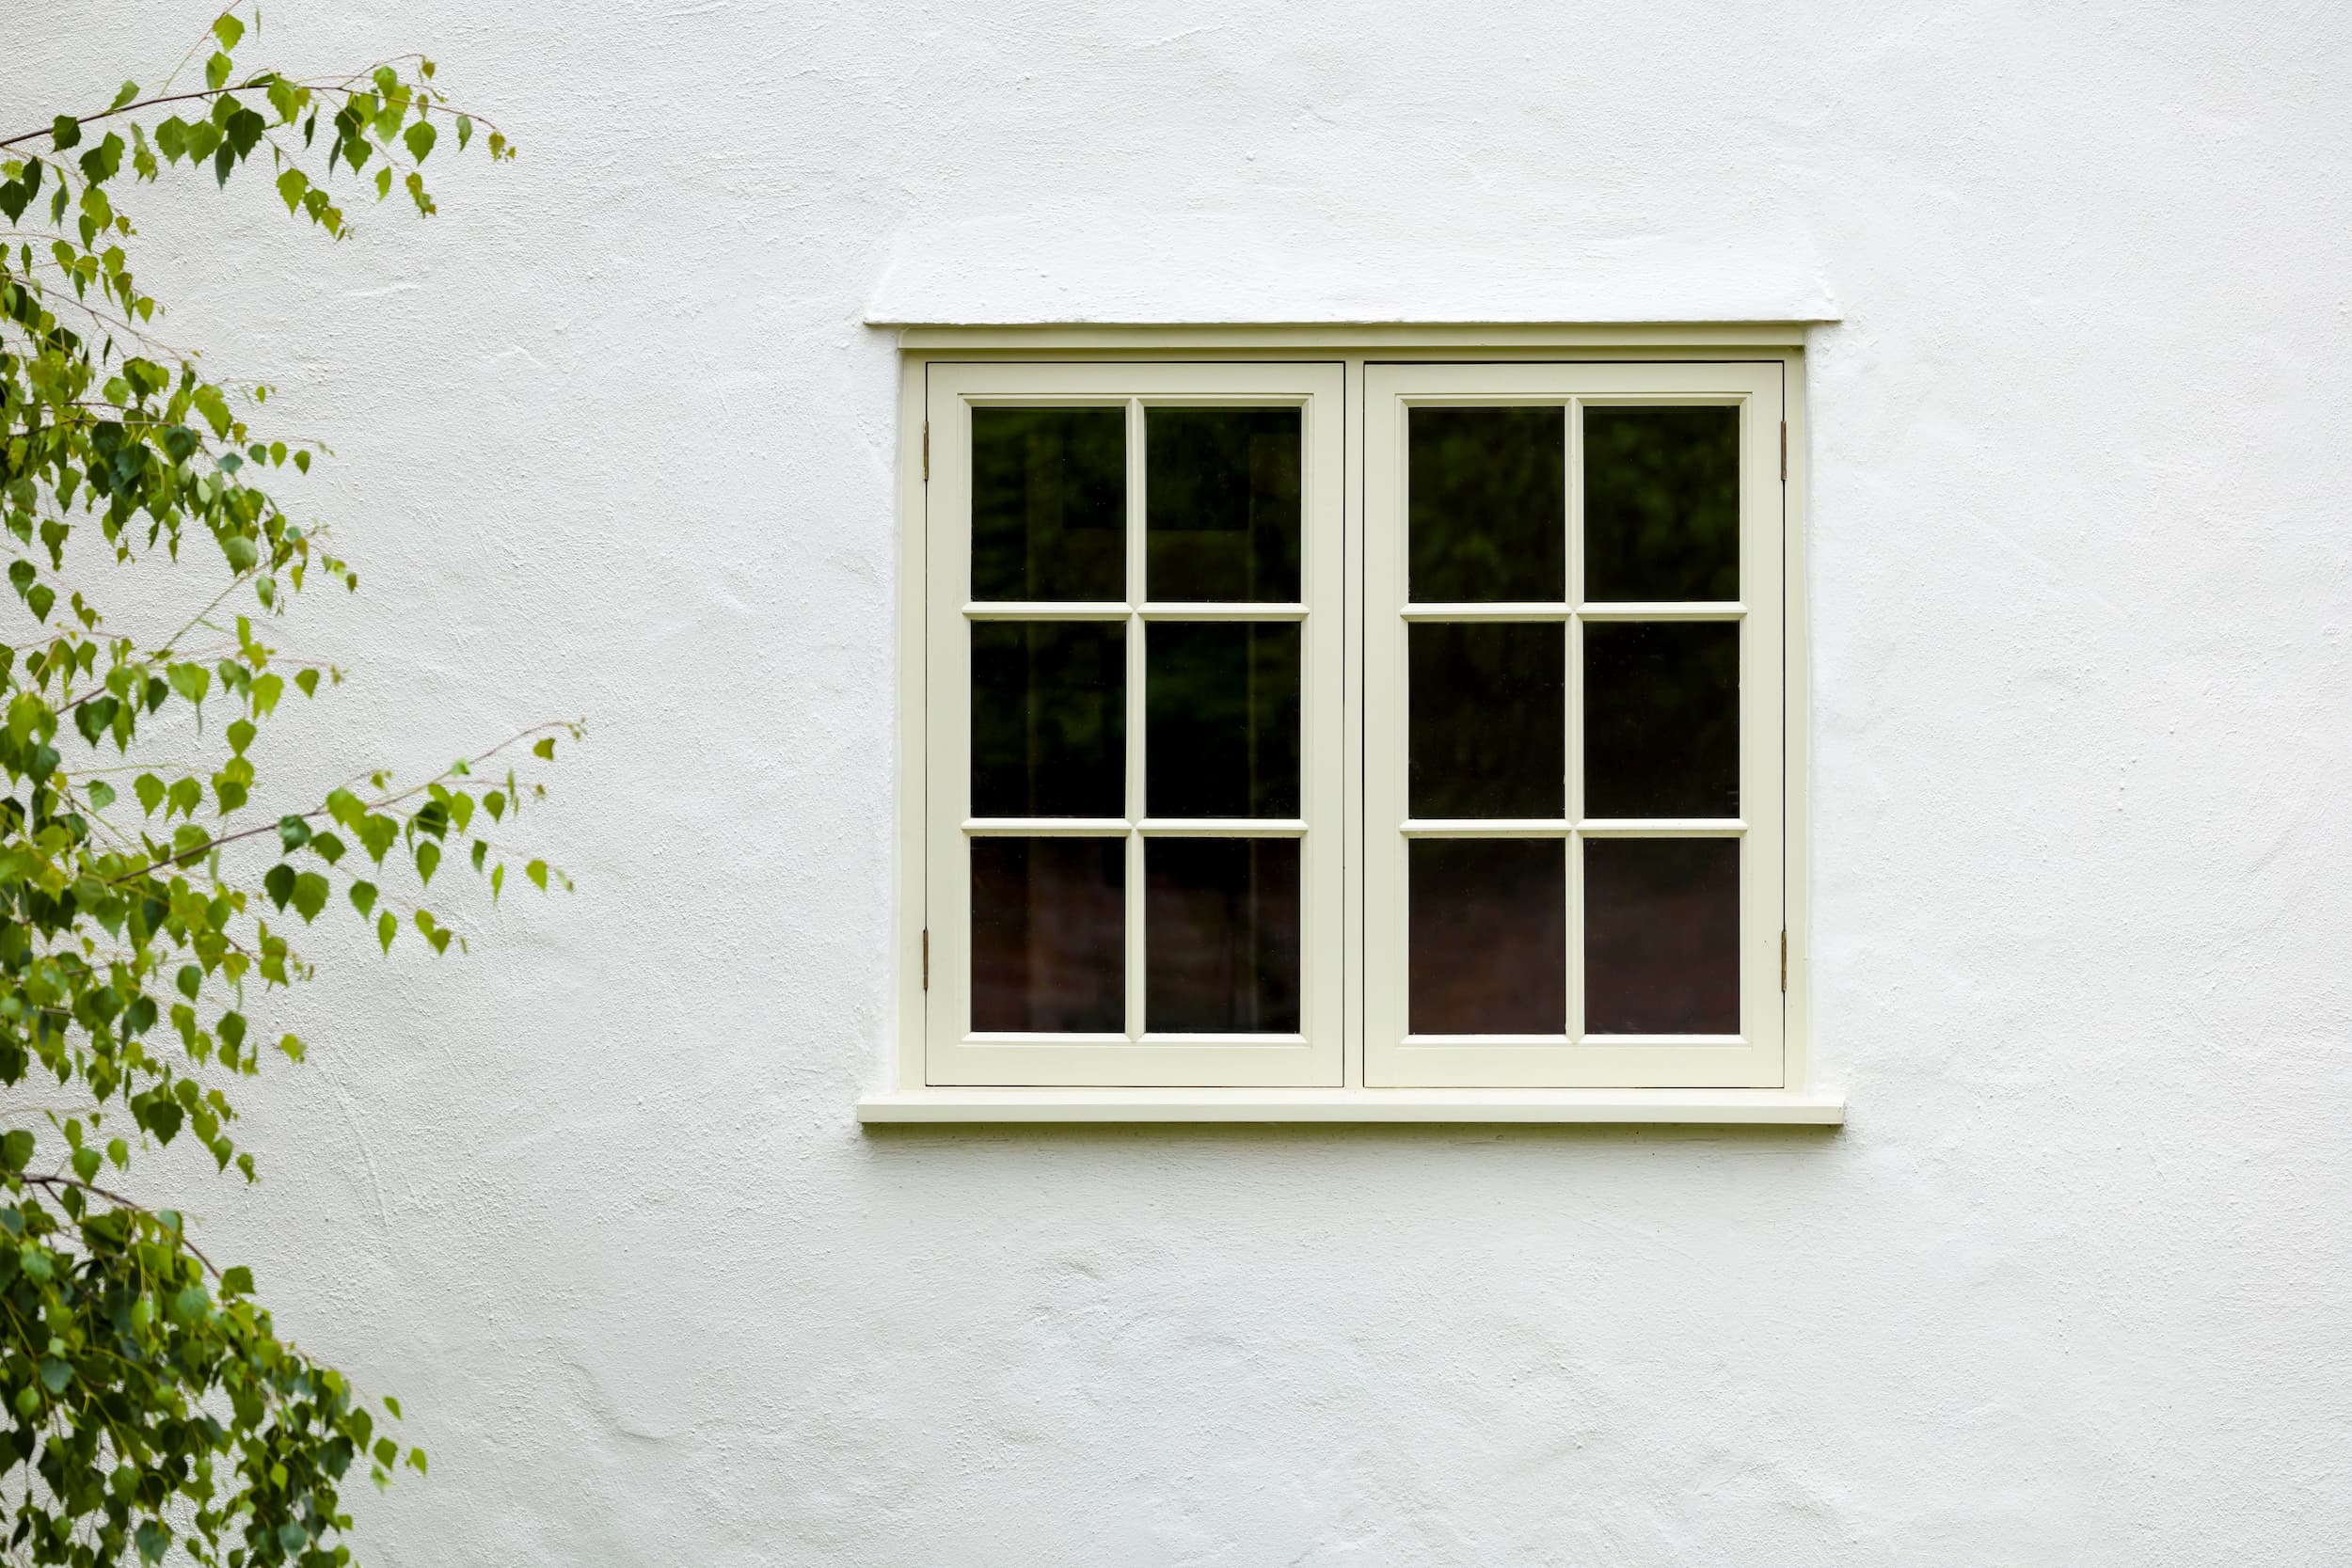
[864,324,1840,1126]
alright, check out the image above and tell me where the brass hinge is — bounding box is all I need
[921,928,930,990]
[1779,420,1788,482]
[1779,928,1788,992]
[921,421,930,483]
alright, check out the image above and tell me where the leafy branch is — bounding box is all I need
[0,8,569,1565]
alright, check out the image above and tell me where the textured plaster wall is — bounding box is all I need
[8,1,2352,1563]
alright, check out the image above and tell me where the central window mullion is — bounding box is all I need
[1565,396,1586,1052]
[1123,397,1147,1042]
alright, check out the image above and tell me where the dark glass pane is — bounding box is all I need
[1145,839,1300,1033]
[971,622,1124,817]
[971,407,1126,601]
[1408,840,1565,1034]
[1409,623,1564,817]
[1582,622,1738,818]
[1583,838,1740,1033]
[1408,406,1565,602]
[1146,624,1300,818]
[971,838,1125,1033]
[1583,406,1740,602]
[1146,408,1300,602]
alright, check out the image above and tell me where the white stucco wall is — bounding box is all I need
[8,1,2352,1561]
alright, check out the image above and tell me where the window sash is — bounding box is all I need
[1360,362,1788,1088]
[923,362,1348,1087]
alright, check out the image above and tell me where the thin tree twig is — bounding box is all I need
[16,1173,221,1279]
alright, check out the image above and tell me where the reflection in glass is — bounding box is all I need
[1408,406,1565,602]
[1409,623,1564,817]
[1147,408,1301,602]
[971,838,1125,1033]
[1408,839,1565,1034]
[1145,839,1301,1033]
[1582,622,1738,818]
[1584,406,1740,603]
[971,622,1124,817]
[1147,624,1300,818]
[971,407,1126,601]
[1583,838,1740,1033]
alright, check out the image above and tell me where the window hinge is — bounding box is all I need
[1779,420,1788,482]
[1780,928,1788,992]
[921,928,930,990]
[922,421,930,483]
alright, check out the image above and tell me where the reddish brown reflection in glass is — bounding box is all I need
[970,839,1124,1033]
[1582,838,1740,1034]
[1145,840,1300,1033]
[1407,840,1565,1034]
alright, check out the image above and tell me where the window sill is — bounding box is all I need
[857,1087,1845,1126]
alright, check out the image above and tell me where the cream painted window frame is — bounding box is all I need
[923,361,1347,1088]
[865,325,1839,1127]
[1363,361,1784,1090]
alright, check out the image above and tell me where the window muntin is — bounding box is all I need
[925,363,1346,1087]
[1363,363,1785,1089]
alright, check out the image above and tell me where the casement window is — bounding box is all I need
[872,327,1836,1124]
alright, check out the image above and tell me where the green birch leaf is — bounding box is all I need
[292,872,329,922]
[358,815,398,863]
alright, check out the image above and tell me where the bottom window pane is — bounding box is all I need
[1408,840,1566,1034]
[971,838,1124,1033]
[1145,839,1301,1033]
[1582,838,1740,1034]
